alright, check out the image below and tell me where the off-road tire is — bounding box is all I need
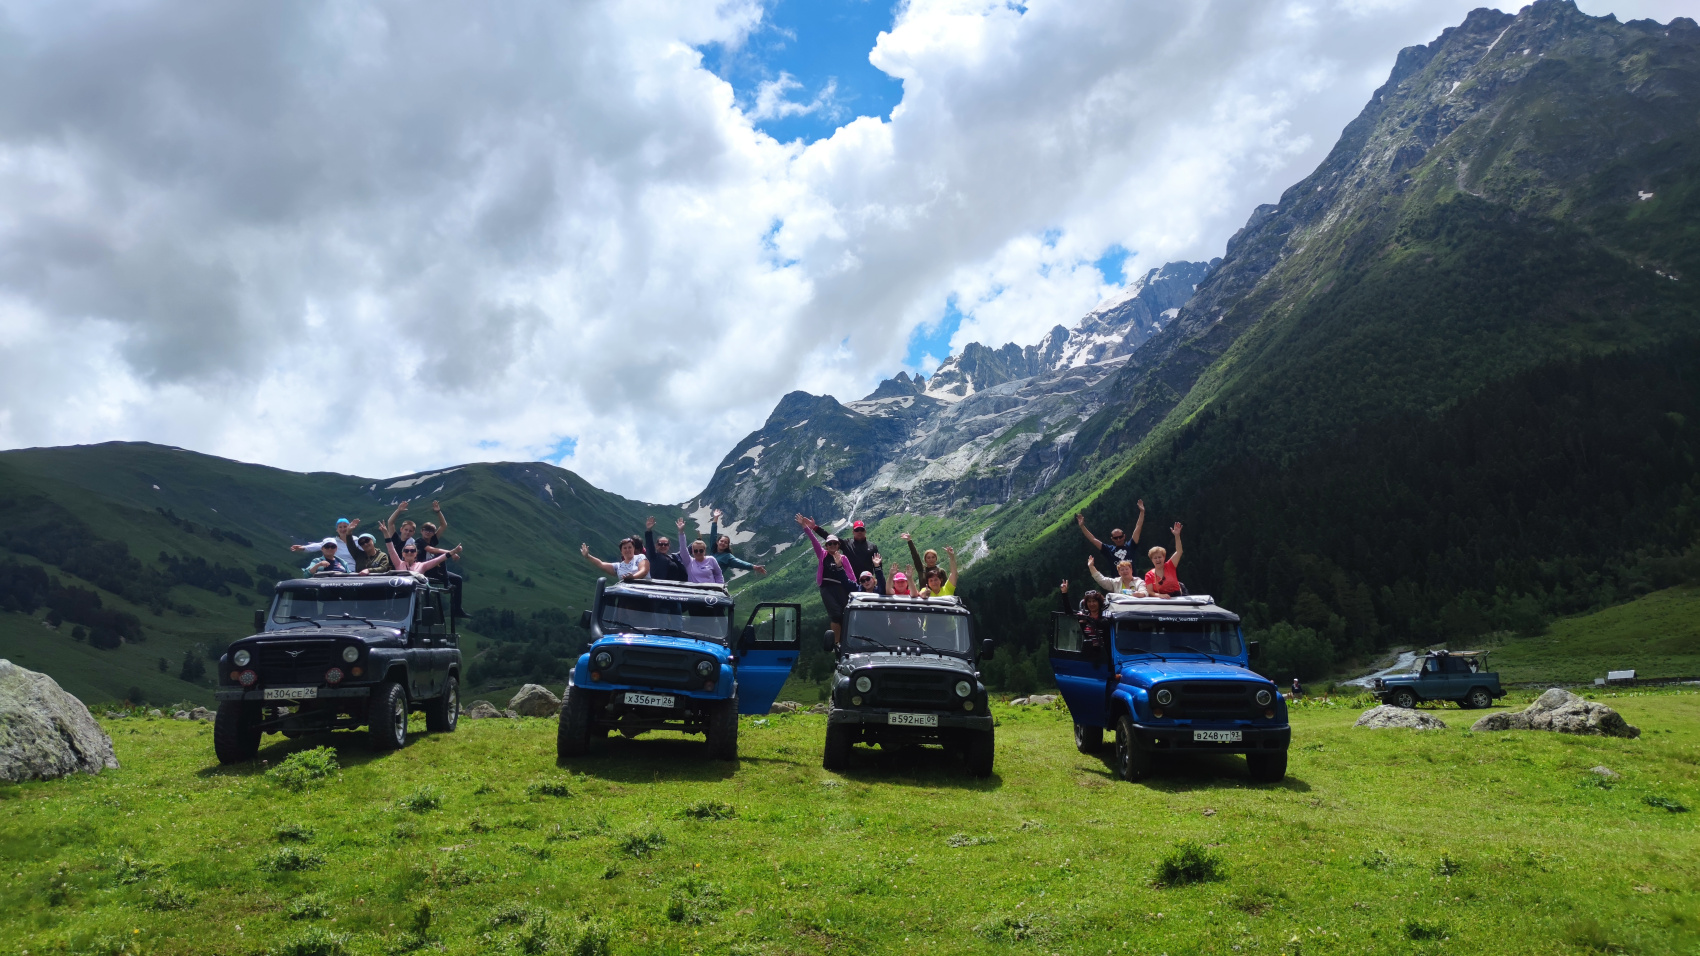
[1464,687,1493,710]
[1074,722,1103,754]
[556,682,594,761]
[213,701,261,764]
[705,696,739,760]
[1113,714,1151,782]
[1247,750,1288,783]
[965,728,995,778]
[823,721,853,772]
[367,681,409,751]
[426,675,459,733]
[1391,688,1418,709]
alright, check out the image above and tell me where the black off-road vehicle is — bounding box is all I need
[212,572,461,763]
[823,593,995,777]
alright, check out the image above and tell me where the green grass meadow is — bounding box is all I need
[2,691,1697,956]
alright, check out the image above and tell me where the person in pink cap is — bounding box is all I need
[796,514,856,645]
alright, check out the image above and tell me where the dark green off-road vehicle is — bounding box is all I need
[213,572,461,763]
[1372,650,1505,709]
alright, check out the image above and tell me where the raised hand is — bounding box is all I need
[754,565,767,574]
[900,532,912,542]
[378,519,391,536]
[676,517,686,533]
[398,500,410,512]
[646,516,656,530]
[1087,555,1097,567]
[580,543,590,557]
[1137,499,1145,512]
[872,553,883,567]
[794,513,808,528]
[432,500,442,512]
[1076,513,1087,527]
[1172,522,1183,536]
[944,545,955,557]
[713,508,723,521]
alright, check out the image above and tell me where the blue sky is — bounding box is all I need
[702,0,904,144]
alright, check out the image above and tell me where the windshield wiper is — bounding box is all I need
[1122,646,1167,662]
[333,613,383,628]
[280,615,322,629]
[848,634,901,653]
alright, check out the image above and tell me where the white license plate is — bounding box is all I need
[888,712,938,727]
[1193,729,1242,743]
[264,687,318,700]
[624,692,675,709]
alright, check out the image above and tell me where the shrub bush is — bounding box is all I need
[267,748,340,792]
[1154,841,1225,887]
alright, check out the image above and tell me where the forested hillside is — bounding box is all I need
[963,3,1700,681]
[0,443,661,704]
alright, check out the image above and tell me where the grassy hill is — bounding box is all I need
[1480,584,1700,684]
[0,442,668,707]
[962,5,1700,682]
[1,689,1695,955]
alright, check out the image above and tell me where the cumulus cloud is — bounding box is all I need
[0,0,1687,501]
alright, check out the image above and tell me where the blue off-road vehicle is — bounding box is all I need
[557,578,801,761]
[1049,594,1290,783]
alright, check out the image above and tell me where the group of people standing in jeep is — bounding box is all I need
[579,509,769,586]
[1059,498,1187,636]
[291,498,466,616]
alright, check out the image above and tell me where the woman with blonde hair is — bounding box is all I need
[1145,522,1184,597]
[1087,555,1149,597]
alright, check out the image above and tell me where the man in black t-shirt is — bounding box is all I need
[643,516,688,582]
[844,520,880,579]
[1076,499,1146,566]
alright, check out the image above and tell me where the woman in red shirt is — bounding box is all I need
[1145,522,1185,597]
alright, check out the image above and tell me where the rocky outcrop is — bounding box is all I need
[0,660,119,782]
[770,701,803,714]
[463,700,502,720]
[1471,689,1640,738]
[173,707,214,722]
[1354,705,1447,730]
[508,684,561,717]
[1009,695,1060,707]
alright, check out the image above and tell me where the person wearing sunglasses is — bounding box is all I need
[386,535,459,575]
[680,538,724,584]
[1076,499,1146,568]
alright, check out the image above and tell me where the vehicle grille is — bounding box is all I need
[255,642,338,685]
[868,669,953,709]
[607,648,697,690]
[1167,681,1257,719]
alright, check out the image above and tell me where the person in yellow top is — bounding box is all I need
[920,545,959,596]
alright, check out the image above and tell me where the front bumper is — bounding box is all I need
[1132,722,1290,753]
[828,706,993,732]
[215,686,373,702]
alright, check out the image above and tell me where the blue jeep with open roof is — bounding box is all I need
[1049,593,1290,782]
[557,577,800,761]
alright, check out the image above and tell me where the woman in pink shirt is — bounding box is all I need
[1145,522,1184,597]
[386,536,460,575]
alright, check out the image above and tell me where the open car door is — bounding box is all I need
[1049,612,1109,729]
[735,603,801,715]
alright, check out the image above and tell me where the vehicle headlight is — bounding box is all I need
[855,675,872,693]
[594,651,613,669]
[696,659,716,677]
[1255,688,1273,706]
[233,649,251,667]
[341,645,360,663]
[955,681,972,698]
[1154,688,1173,706]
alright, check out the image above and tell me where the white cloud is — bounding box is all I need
[0,0,1687,502]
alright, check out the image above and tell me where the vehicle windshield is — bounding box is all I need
[845,608,973,656]
[599,592,731,643]
[1114,618,1243,657]
[272,586,413,625]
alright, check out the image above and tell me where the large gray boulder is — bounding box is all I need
[1471,688,1640,738]
[464,700,502,720]
[508,684,561,717]
[1354,705,1447,730]
[0,660,119,782]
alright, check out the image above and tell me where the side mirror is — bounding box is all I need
[741,624,756,648]
[579,610,593,630]
[822,628,837,655]
[1247,640,1261,662]
[253,609,266,633]
[980,639,995,661]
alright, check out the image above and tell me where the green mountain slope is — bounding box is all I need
[0,442,662,705]
[962,3,1700,678]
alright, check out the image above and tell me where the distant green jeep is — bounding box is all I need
[1372,650,1505,710]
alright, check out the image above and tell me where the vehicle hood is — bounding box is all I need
[1120,659,1267,686]
[596,632,730,658]
[841,651,974,676]
[240,626,407,647]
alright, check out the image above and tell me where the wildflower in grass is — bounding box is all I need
[680,800,736,820]
[267,747,340,792]
[260,846,326,872]
[268,925,348,956]
[617,831,665,857]
[1154,841,1226,886]
[399,786,444,812]
[287,893,331,920]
